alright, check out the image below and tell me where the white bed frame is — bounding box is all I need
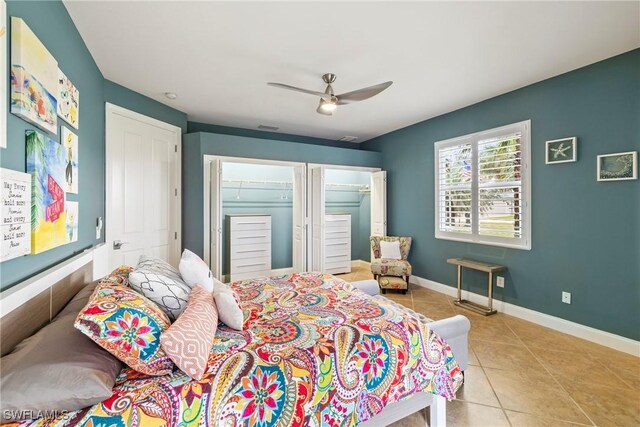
[360,392,446,427]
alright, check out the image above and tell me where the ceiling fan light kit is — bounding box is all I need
[267,73,392,116]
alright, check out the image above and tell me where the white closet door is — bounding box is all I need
[371,170,387,237]
[209,159,223,280]
[292,165,306,273]
[106,106,180,271]
[310,166,325,271]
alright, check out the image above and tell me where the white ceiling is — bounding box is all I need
[64,1,640,142]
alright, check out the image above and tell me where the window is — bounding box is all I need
[435,120,531,250]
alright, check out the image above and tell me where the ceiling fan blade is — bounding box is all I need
[267,82,332,99]
[336,81,393,105]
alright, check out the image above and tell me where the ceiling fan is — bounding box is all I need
[267,73,393,116]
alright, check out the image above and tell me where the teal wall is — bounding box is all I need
[105,80,187,133]
[182,132,382,258]
[362,49,640,340]
[187,121,357,149]
[1,0,105,289]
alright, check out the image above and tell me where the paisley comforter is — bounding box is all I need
[10,273,463,427]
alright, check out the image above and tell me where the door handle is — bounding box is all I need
[113,240,129,250]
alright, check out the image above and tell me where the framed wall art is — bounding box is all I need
[0,0,7,148]
[26,130,69,253]
[545,137,577,164]
[11,17,58,134]
[58,69,79,129]
[597,151,637,182]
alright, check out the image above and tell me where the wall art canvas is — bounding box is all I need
[1,168,31,262]
[545,137,577,164]
[61,126,79,194]
[65,201,78,243]
[26,130,69,254]
[0,1,7,148]
[58,69,79,128]
[10,17,58,135]
[597,151,638,182]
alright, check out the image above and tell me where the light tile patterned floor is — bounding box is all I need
[337,267,640,427]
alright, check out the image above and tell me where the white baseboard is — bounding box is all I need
[410,275,640,357]
[351,259,371,269]
[271,267,294,276]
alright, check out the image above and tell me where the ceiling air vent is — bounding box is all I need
[258,124,279,131]
[338,136,358,142]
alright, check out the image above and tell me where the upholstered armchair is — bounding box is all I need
[370,236,413,285]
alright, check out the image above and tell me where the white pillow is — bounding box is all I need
[380,240,402,260]
[213,281,243,330]
[179,249,214,292]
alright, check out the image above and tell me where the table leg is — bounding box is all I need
[456,265,462,301]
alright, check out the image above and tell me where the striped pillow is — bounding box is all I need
[160,285,218,380]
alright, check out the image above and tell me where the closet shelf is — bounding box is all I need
[223,179,292,185]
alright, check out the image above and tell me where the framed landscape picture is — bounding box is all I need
[597,151,637,182]
[545,137,577,164]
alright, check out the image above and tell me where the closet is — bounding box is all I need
[309,166,386,273]
[205,157,384,281]
[214,161,302,282]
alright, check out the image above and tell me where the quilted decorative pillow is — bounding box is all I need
[213,279,244,330]
[161,285,218,380]
[74,282,174,376]
[179,249,214,292]
[129,255,192,321]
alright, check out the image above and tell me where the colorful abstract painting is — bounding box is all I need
[65,201,78,242]
[61,126,79,193]
[26,130,69,254]
[58,69,79,129]
[10,17,58,135]
[0,1,7,148]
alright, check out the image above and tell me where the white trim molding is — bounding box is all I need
[410,275,640,357]
[0,249,93,318]
[351,259,371,269]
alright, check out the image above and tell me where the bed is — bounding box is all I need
[2,267,463,427]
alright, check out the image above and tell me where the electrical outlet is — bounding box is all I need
[496,276,505,288]
[562,291,571,304]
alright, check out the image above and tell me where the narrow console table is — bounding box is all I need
[447,258,507,316]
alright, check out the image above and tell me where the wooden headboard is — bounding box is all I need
[0,253,93,357]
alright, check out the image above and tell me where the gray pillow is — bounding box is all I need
[128,255,192,321]
[0,310,122,421]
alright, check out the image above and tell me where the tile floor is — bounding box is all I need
[337,266,640,427]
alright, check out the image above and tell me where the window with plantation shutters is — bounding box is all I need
[434,120,531,250]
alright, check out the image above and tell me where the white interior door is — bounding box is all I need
[292,165,306,272]
[310,166,325,271]
[371,171,387,238]
[209,159,222,280]
[106,104,181,271]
